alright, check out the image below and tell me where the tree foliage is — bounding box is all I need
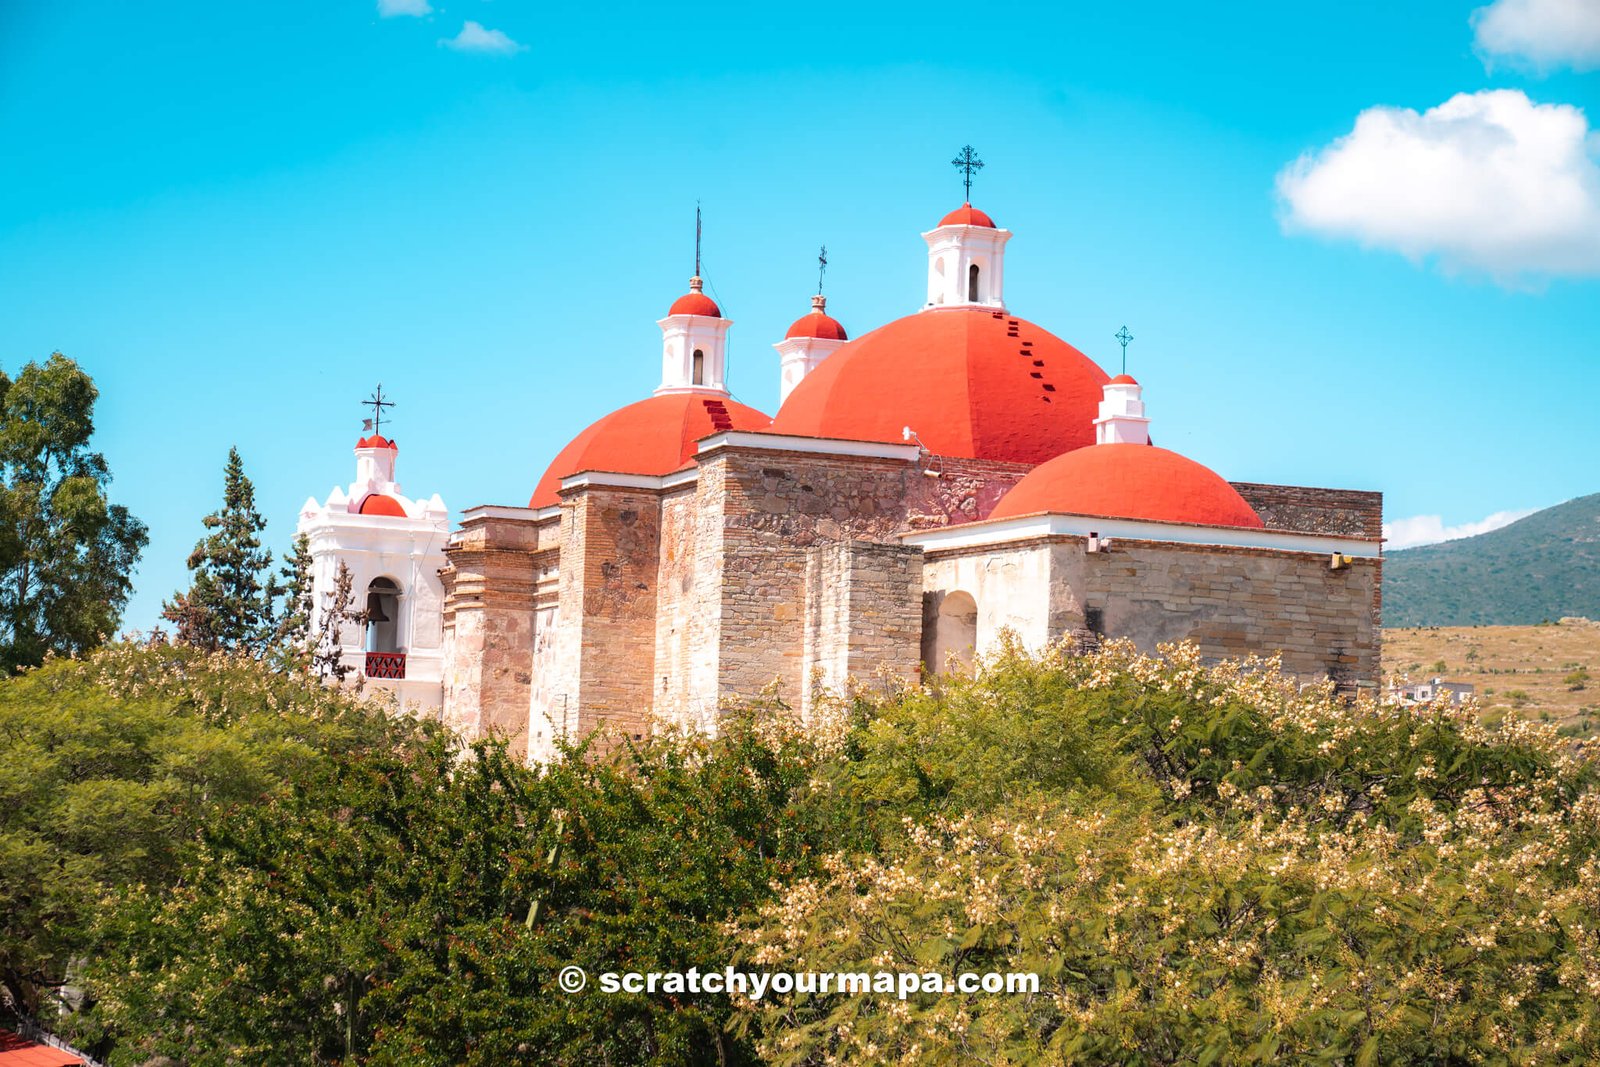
[163,446,276,654]
[17,638,1600,1065]
[0,353,147,672]
[733,641,1600,1065]
[0,642,412,1025]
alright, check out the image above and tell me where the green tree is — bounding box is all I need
[163,447,275,653]
[269,531,315,660]
[0,352,147,672]
[0,642,411,1028]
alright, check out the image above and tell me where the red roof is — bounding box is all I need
[785,295,847,341]
[769,307,1109,466]
[358,493,408,517]
[0,1030,85,1066]
[531,392,771,507]
[1108,373,1139,385]
[356,434,398,450]
[939,203,997,228]
[990,443,1264,528]
[667,277,722,318]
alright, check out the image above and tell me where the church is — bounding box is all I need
[298,174,1383,762]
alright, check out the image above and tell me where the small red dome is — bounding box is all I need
[667,277,721,318]
[770,307,1109,465]
[939,203,997,228]
[356,434,398,450]
[785,295,848,341]
[358,493,408,517]
[990,444,1264,528]
[1108,374,1139,385]
[531,392,771,507]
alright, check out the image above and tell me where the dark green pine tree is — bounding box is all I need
[268,531,314,661]
[163,447,275,653]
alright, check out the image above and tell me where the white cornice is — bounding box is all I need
[901,512,1382,558]
[696,430,922,462]
[461,504,542,523]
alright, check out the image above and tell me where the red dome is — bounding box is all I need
[668,278,722,318]
[358,493,408,517]
[769,308,1109,465]
[357,434,398,450]
[1108,373,1138,385]
[939,203,997,228]
[531,392,771,507]
[990,444,1264,528]
[785,295,847,341]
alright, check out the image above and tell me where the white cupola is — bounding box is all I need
[922,203,1011,311]
[1093,375,1150,445]
[773,293,849,406]
[297,413,450,714]
[354,434,398,490]
[655,277,733,395]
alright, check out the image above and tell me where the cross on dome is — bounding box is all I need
[951,145,984,200]
[363,383,394,438]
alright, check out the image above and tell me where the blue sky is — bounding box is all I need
[1,0,1597,633]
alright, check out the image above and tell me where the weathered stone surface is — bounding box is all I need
[440,434,1383,761]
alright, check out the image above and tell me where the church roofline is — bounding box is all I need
[901,511,1382,559]
[695,430,922,462]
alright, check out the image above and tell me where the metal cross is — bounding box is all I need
[695,202,703,276]
[951,145,984,200]
[1114,326,1134,374]
[364,383,395,437]
[817,245,828,294]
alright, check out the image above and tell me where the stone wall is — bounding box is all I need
[550,484,662,748]
[439,511,542,758]
[1064,537,1380,686]
[921,536,1382,689]
[801,540,924,717]
[1232,482,1383,540]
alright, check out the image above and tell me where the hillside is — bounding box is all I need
[1384,492,1600,627]
[1384,619,1599,734]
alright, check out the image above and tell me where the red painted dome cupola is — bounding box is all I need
[531,257,770,508]
[991,377,1263,529]
[769,177,1110,465]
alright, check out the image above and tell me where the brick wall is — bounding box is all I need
[439,512,543,758]
[1053,537,1381,687]
[552,485,662,747]
[800,540,924,717]
[1232,482,1383,540]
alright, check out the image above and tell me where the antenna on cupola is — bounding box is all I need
[951,144,984,200]
[1114,325,1134,375]
[694,201,703,278]
[817,245,828,295]
[363,383,395,437]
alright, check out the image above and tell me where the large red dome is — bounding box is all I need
[990,443,1264,528]
[531,392,771,507]
[768,307,1109,465]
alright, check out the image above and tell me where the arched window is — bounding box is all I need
[365,577,402,653]
[968,263,981,302]
[922,590,978,674]
[692,349,705,385]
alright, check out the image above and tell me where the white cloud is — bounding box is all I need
[440,20,525,54]
[1383,507,1539,550]
[377,0,432,16]
[1276,89,1600,282]
[1472,0,1600,71]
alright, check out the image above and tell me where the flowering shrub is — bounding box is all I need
[735,640,1600,1065]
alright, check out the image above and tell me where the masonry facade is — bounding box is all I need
[307,197,1384,762]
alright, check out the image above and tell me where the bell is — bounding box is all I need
[366,592,391,623]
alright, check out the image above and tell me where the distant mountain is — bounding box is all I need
[1384,493,1600,627]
